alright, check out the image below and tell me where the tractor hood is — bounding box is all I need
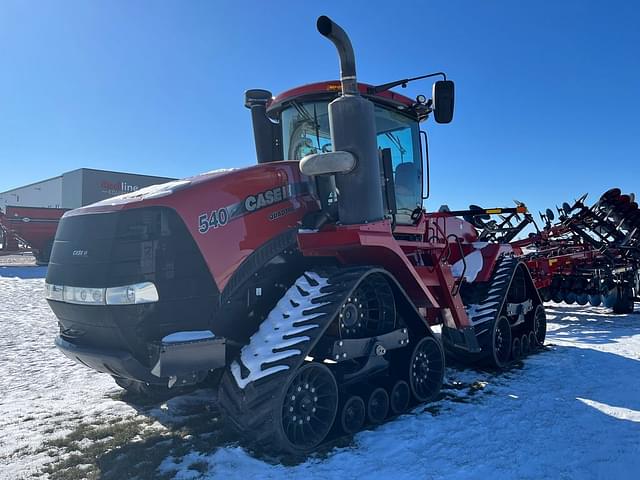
[51,161,320,292]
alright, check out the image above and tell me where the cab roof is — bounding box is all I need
[268,81,416,112]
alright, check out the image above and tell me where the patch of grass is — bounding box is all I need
[37,402,232,480]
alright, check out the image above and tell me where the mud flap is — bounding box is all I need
[150,336,226,380]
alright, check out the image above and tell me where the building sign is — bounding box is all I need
[100,180,140,196]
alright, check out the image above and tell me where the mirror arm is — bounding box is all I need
[367,72,447,95]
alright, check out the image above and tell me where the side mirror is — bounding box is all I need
[433,80,455,124]
[299,151,356,176]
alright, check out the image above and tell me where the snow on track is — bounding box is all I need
[1,270,639,479]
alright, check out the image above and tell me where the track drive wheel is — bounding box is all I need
[408,336,445,402]
[339,395,366,434]
[490,315,512,368]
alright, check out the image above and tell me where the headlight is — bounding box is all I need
[45,281,159,305]
[44,283,64,301]
[106,282,159,305]
[63,286,106,305]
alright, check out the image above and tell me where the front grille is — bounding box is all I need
[46,207,219,365]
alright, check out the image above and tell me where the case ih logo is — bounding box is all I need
[100,180,140,195]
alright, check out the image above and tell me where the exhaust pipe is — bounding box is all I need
[316,16,384,225]
[316,16,357,96]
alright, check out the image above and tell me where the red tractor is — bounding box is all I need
[45,17,545,454]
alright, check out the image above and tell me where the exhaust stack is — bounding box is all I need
[316,16,384,225]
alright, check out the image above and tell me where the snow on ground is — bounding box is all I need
[1,267,639,480]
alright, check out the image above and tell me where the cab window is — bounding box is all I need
[281,100,423,224]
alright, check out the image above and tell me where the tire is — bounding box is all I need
[589,294,602,307]
[35,238,54,266]
[613,286,635,314]
[576,293,589,306]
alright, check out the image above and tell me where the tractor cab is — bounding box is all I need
[247,81,432,225]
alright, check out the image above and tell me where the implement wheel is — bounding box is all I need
[278,363,339,452]
[613,286,635,314]
[408,336,445,402]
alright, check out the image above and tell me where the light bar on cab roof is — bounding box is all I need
[45,282,159,305]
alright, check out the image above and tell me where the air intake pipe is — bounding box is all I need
[316,16,384,225]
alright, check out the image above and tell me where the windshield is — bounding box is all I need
[280,100,423,222]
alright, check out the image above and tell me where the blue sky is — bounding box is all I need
[1,0,639,218]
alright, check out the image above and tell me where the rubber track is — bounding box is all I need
[218,266,378,453]
[444,255,537,362]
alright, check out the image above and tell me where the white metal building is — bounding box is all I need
[0,168,176,213]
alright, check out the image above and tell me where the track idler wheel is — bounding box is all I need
[279,363,339,452]
[551,289,563,304]
[532,304,547,346]
[389,380,410,415]
[521,334,531,356]
[511,337,522,361]
[408,336,445,402]
[490,315,512,368]
[339,395,366,434]
[528,331,538,350]
[367,387,389,424]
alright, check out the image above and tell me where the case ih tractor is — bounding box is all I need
[45,17,545,454]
